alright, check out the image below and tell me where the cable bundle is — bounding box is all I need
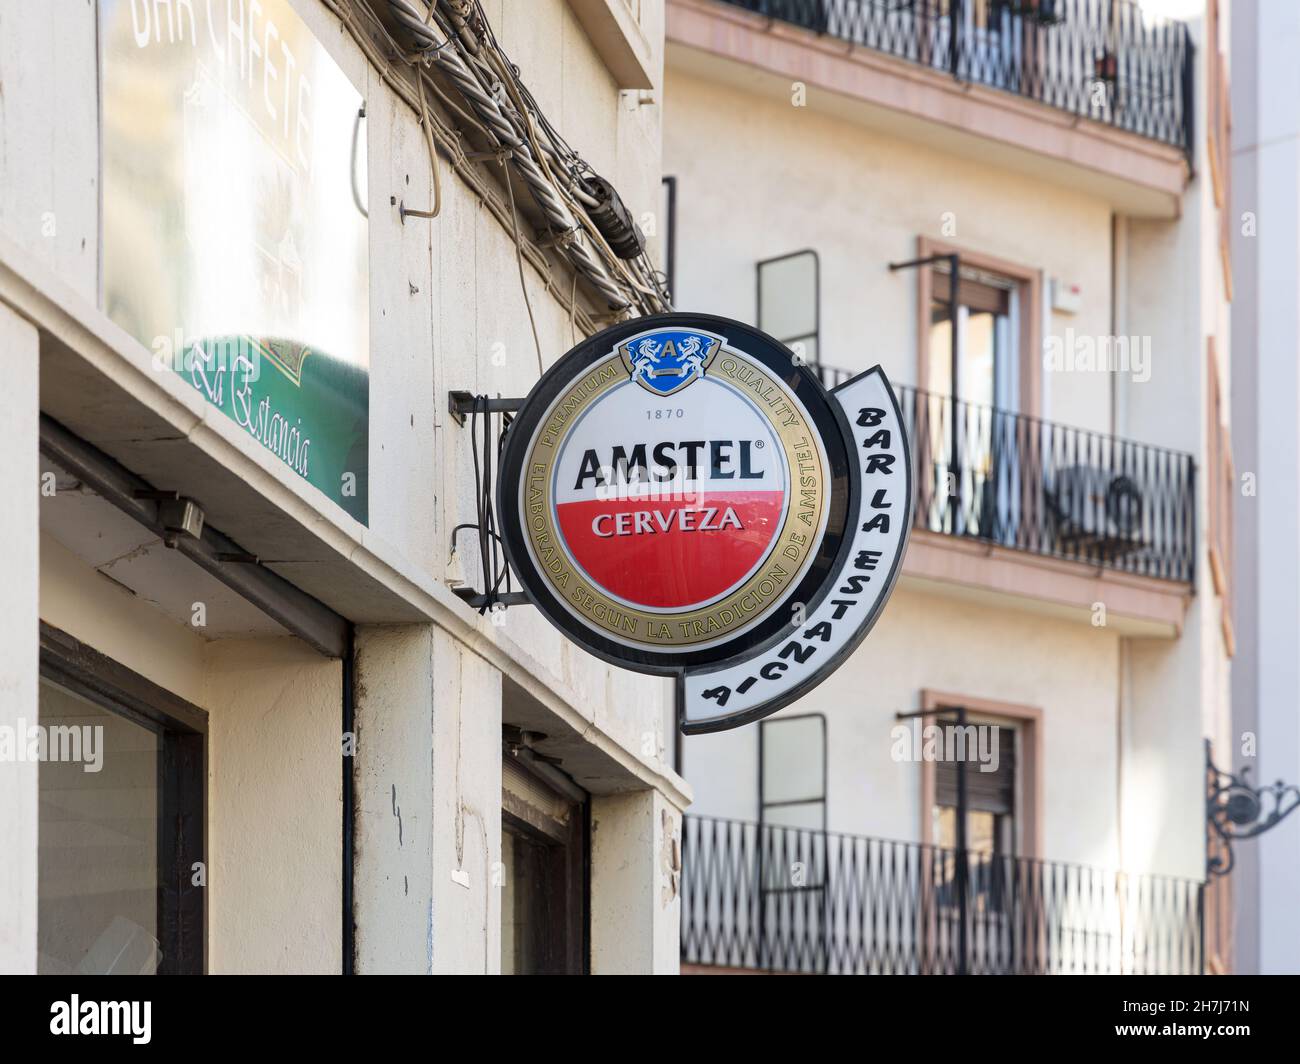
[378,0,669,318]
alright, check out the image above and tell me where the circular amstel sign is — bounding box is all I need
[498,314,853,673]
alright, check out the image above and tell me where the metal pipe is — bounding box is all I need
[342,626,356,974]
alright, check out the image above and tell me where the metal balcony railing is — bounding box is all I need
[720,0,1194,155]
[812,367,1196,583]
[681,815,1204,974]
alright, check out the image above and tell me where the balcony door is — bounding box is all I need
[925,262,1022,544]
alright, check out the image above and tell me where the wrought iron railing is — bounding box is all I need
[897,384,1196,582]
[812,367,1196,583]
[721,0,1194,155]
[681,815,1204,974]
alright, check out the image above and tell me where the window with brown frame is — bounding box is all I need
[919,690,1042,861]
[1206,339,1235,656]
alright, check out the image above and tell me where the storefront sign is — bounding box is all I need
[498,315,911,732]
[100,0,371,523]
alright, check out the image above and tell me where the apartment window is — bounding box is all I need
[928,264,1020,412]
[916,240,1041,412]
[501,749,588,974]
[757,249,821,374]
[759,713,827,833]
[1203,740,1234,974]
[926,264,1020,543]
[934,722,1018,858]
[37,624,206,975]
[915,241,1041,544]
[757,714,828,970]
[919,690,1041,861]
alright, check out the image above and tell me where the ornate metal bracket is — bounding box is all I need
[446,392,531,613]
[1206,739,1300,877]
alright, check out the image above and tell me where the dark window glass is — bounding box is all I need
[38,679,161,974]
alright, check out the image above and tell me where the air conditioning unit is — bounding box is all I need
[1046,465,1144,541]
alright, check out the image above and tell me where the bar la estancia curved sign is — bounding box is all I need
[497,313,911,733]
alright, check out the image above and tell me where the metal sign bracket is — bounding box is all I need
[446,391,531,614]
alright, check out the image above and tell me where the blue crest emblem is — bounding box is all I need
[618,328,722,397]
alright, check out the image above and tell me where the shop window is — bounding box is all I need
[501,747,588,974]
[37,624,206,974]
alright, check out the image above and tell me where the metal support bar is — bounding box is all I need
[897,705,969,976]
[39,415,350,659]
[446,393,530,612]
[448,390,524,426]
[890,253,960,527]
[451,588,531,609]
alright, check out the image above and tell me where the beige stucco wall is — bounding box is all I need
[685,584,1128,870]
[663,69,1116,437]
[205,638,342,974]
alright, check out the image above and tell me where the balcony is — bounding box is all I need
[681,815,1204,974]
[719,0,1194,155]
[814,368,1196,584]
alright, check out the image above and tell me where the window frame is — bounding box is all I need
[758,711,828,835]
[757,248,821,372]
[914,236,1042,418]
[918,689,1042,861]
[37,622,207,975]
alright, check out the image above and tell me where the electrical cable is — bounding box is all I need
[338,0,669,329]
[403,0,665,313]
[501,156,545,375]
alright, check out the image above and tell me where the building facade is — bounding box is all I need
[0,0,686,974]
[664,0,1237,974]
[1230,0,1300,977]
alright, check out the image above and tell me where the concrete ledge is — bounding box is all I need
[902,529,1192,637]
[569,0,657,89]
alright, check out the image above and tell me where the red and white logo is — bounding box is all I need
[551,375,789,611]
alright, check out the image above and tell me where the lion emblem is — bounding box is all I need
[619,328,722,396]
